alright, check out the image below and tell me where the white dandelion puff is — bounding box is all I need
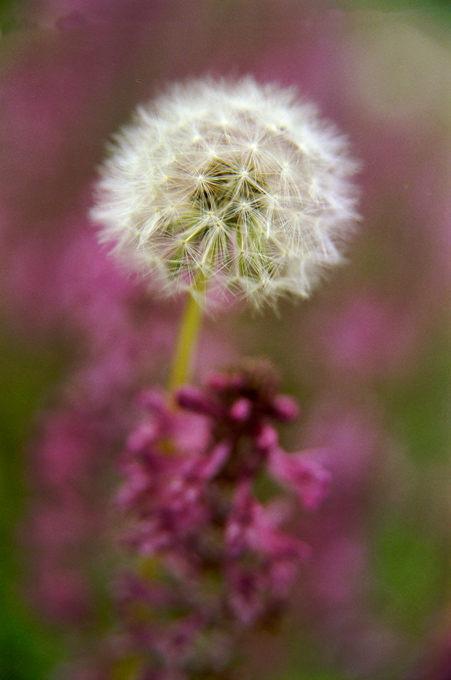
[91,77,360,307]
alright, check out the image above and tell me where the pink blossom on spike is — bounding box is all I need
[268,448,331,510]
[176,385,223,418]
[225,564,266,626]
[255,424,279,453]
[229,397,253,422]
[271,395,300,422]
[111,366,329,676]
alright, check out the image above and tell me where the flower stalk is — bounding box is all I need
[168,272,208,393]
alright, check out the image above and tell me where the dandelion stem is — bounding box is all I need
[168,272,207,392]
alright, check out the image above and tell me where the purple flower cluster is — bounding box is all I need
[111,363,331,678]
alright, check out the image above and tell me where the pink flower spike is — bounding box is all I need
[156,613,204,666]
[226,566,265,626]
[271,395,299,422]
[135,390,174,439]
[126,422,159,454]
[176,385,222,418]
[202,442,230,480]
[225,482,255,558]
[255,424,279,453]
[229,397,252,423]
[249,498,311,562]
[206,371,245,392]
[268,449,331,510]
[138,390,169,413]
[205,372,231,391]
[226,483,309,561]
[115,461,150,511]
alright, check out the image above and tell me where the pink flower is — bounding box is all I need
[268,448,332,510]
[110,365,329,675]
[225,482,310,624]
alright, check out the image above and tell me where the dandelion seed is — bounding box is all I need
[91,77,360,307]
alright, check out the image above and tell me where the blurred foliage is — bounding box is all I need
[381,329,451,466]
[372,512,447,637]
[0,332,66,680]
[0,0,28,34]
[345,0,451,12]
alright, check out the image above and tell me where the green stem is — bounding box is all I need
[168,273,207,392]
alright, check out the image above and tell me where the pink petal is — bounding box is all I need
[268,448,331,510]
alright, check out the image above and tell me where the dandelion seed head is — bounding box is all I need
[91,77,360,307]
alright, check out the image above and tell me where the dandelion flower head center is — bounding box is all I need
[91,78,360,306]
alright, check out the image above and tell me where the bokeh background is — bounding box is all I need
[1,0,451,678]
